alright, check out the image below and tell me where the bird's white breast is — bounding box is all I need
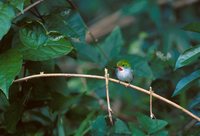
[116,68,133,82]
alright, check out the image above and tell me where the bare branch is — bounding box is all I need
[105,68,113,125]
[16,0,45,17]
[14,73,200,122]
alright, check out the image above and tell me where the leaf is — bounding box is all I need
[4,102,24,133]
[154,130,168,136]
[0,49,22,98]
[91,115,108,136]
[112,118,131,135]
[19,22,48,49]
[9,0,24,13]
[101,26,124,60]
[173,70,200,96]
[122,55,154,79]
[49,92,80,113]
[137,113,168,134]
[0,1,15,40]
[75,111,95,136]
[97,26,124,67]
[121,0,148,15]
[45,11,87,41]
[175,45,200,69]
[183,22,200,33]
[73,41,100,63]
[0,90,9,111]
[148,2,161,28]
[17,21,73,61]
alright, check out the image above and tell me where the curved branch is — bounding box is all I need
[14,73,200,122]
[16,0,45,17]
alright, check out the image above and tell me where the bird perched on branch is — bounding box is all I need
[116,60,133,83]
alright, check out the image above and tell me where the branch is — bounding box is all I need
[16,0,45,17]
[14,73,200,122]
[104,68,113,125]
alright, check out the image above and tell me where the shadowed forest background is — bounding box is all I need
[0,0,200,135]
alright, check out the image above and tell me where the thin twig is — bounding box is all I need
[105,68,113,125]
[149,87,155,119]
[16,0,45,17]
[13,73,200,122]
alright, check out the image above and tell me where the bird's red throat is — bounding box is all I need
[118,67,123,71]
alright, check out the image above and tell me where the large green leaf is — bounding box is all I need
[183,22,200,33]
[136,113,168,134]
[175,45,200,69]
[17,22,73,61]
[9,0,24,12]
[19,22,48,49]
[96,26,124,67]
[0,49,22,98]
[100,26,124,61]
[45,11,86,41]
[0,1,15,40]
[173,70,200,96]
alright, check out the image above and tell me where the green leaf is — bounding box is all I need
[0,90,9,111]
[73,41,100,63]
[17,23,73,61]
[175,45,200,69]
[153,130,168,136]
[0,1,15,40]
[45,11,86,41]
[148,2,161,28]
[49,92,80,113]
[183,22,200,33]
[121,0,148,15]
[101,26,124,60]
[97,26,124,67]
[75,111,95,136]
[173,70,200,96]
[9,0,24,13]
[0,49,22,98]
[4,102,23,133]
[137,113,168,134]
[112,118,131,135]
[19,22,48,49]
[91,115,108,136]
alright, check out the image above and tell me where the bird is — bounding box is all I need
[116,60,133,83]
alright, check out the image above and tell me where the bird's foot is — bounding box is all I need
[125,83,130,87]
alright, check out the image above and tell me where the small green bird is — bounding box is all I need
[116,60,133,83]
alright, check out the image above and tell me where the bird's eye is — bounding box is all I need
[122,64,124,66]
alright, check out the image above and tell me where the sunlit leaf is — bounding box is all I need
[173,70,200,96]
[0,49,22,98]
[175,45,200,69]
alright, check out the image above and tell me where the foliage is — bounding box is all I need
[0,0,200,135]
